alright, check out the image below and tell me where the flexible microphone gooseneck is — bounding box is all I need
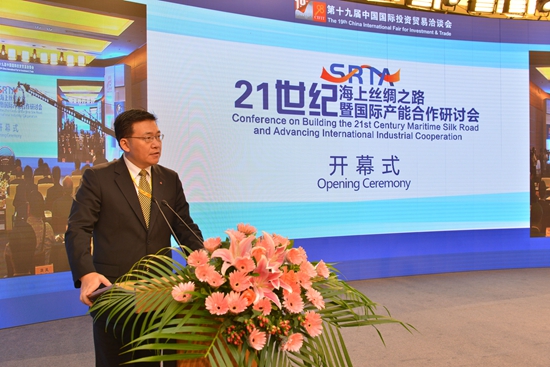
[152,197,186,254]
[161,199,204,243]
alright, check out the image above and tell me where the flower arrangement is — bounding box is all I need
[0,172,8,207]
[0,172,8,193]
[91,224,410,366]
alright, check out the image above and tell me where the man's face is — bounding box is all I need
[120,119,162,169]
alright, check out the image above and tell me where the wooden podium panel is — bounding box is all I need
[177,355,257,367]
[176,341,257,367]
[177,358,211,367]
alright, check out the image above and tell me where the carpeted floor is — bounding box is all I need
[1,268,549,366]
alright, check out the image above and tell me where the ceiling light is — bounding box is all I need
[503,0,528,13]
[406,0,434,8]
[0,24,110,54]
[538,0,550,10]
[8,49,16,61]
[366,0,400,3]
[0,0,134,37]
[442,0,460,5]
[525,0,537,13]
[468,0,497,12]
[59,52,66,66]
[59,86,103,94]
[31,49,38,63]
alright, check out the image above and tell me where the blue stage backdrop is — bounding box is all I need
[1,0,550,328]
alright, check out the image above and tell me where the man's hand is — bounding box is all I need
[79,272,112,306]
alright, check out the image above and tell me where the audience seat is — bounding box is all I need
[37,183,54,199]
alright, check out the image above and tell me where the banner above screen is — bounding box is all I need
[158,0,550,45]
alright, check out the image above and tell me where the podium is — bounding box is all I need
[177,349,257,367]
[178,357,211,367]
[91,283,256,367]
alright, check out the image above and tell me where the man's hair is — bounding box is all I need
[23,165,33,183]
[114,109,157,146]
[28,190,45,218]
[42,163,51,176]
[62,176,73,195]
[52,166,61,182]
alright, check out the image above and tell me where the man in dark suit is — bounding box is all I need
[65,109,203,367]
[37,163,53,184]
[13,165,37,222]
[71,158,81,176]
[45,166,63,211]
[51,176,73,234]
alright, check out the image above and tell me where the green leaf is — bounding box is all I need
[89,247,413,365]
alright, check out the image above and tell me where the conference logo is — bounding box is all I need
[295,0,326,23]
[0,84,26,107]
[320,64,401,86]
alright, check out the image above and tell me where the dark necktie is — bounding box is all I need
[138,169,151,227]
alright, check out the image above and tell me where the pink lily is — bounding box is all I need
[211,230,255,274]
[251,232,287,271]
[251,256,286,308]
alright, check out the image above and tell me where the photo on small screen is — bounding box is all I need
[0,0,147,279]
[529,51,550,237]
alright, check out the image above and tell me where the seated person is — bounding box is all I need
[27,190,55,267]
[37,163,53,184]
[45,166,64,211]
[538,181,550,235]
[10,158,24,185]
[93,151,108,166]
[51,176,74,234]
[13,165,37,222]
[11,158,23,177]
[34,158,47,176]
[531,200,545,237]
[71,159,81,176]
[530,170,538,205]
[4,219,37,277]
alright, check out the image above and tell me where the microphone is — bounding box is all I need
[151,197,187,254]
[161,199,204,244]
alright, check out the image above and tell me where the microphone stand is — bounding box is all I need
[161,199,204,243]
[152,197,188,254]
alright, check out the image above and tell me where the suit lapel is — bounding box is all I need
[114,158,147,230]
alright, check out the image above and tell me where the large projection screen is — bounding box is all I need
[1,0,550,328]
[147,0,549,275]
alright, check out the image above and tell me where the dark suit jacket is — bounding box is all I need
[13,182,38,221]
[51,194,73,234]
[45,183,64,211]
[65,157,203,287]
